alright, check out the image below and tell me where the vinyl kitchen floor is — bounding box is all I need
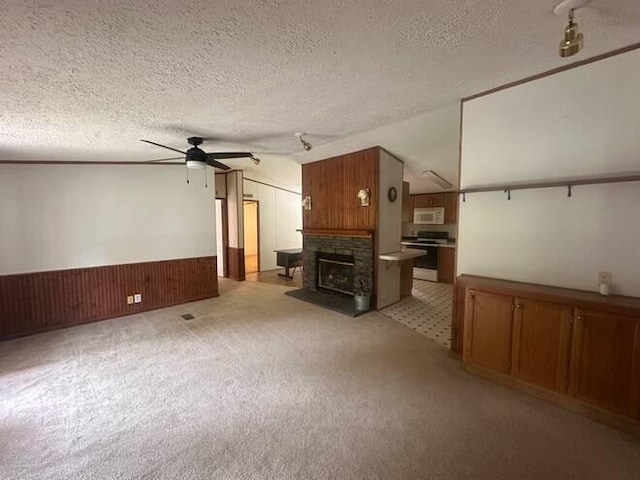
[381,280,453,349]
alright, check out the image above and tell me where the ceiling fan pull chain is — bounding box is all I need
[204,170,208,189]
[186,166,190,184]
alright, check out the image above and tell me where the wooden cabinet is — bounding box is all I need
[458,275,640,432]
[410,192,457,224]
[412,193,445,208]
[400,258,413,299]
[463,290,514,374]
[444,192,458,224]
[568,309,640,417]
[451,283,466,354]
[401,182,411,223]
[437,247,455,284]
[511,298,573,392]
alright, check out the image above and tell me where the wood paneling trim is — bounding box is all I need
[227,247,245,281]
[462,42,640,102]
[457,275,640,317]
[300,229,374,237]
[0,256,218,341]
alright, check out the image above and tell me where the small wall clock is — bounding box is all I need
[388,186,398,202]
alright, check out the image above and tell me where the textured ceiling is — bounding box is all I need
[1,0,639,190]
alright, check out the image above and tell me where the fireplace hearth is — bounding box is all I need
[317,253,355,295]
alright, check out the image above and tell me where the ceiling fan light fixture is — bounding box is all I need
[186,146,207,169]
[559,9,583,58]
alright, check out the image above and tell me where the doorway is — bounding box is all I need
[243,200,260,274]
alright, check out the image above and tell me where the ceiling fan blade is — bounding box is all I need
[145,157,184,163]
[205,157,232,171]
[207,152,254,159]
[140,139,186,155]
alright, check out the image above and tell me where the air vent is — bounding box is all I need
[181,313,195,321]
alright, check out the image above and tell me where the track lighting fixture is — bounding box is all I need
[295,132,312,151]
[559,9,583,58]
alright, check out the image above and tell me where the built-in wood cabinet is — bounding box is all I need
[463,290,514,374]
[568,308,640,417]
[412,193,445,208]
[437,247,455,284]
[444,193,458,224]
[458,275,640,433]
[409,192,458,224]
[511,298,573,393]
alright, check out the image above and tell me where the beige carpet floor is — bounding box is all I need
[1,279,639,480]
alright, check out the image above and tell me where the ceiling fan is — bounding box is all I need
[140,137,260,170]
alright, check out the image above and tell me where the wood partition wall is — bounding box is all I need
[0,256,218,341]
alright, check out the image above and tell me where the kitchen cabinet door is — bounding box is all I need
[568,309,640,417]
[463,290,514,374]
[444,193,458,224]
[412,194,429,208]
[511,298,573,393]
[437,247,455,284]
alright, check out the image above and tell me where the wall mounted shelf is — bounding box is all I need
[459,173,640,200]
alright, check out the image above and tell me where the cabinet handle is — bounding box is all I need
[575,315,584,322]
[516,304,522,309]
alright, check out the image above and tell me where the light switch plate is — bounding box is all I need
[127,295,134,305]
[134,293,142,303]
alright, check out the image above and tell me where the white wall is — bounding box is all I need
[243,179,302,271]
[458,49,640,296]
[0,165,215,275]
[377,151,404,308]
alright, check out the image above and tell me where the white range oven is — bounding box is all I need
[401,231,450,282]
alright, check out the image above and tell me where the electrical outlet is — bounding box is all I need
[598,271,613,284]
[127,295,134,305]
[134,293,142,304]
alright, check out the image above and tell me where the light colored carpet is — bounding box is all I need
[382,280,453,348]
[1,279,639,480]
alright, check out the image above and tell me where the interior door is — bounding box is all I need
[243,201,260,274]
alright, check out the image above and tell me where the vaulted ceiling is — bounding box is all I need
[2,0,639,191]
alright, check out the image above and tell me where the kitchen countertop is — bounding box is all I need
[379,249,427,261]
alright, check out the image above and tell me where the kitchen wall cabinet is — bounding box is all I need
[437,247,455,284]
[458,275,640,433]
[511,298,573,393]
[568,308,640,417]
[444,193,458,224]
[409,192,458,224]
[413,193,445,208]
[463,289,514,374]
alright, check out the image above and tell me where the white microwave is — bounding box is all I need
[413,207,444,225]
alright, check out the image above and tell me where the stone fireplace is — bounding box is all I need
[302,235,374,300]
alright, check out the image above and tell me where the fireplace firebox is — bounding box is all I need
[317,253,355,296]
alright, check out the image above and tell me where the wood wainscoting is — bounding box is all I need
[227,247,245,281]
[0,256,218,341]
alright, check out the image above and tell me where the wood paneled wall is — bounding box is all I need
[227,247,245,281]
[302,147,379,230]
[0,256,218,341]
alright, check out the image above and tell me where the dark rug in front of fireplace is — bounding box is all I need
[285,289,369,317]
